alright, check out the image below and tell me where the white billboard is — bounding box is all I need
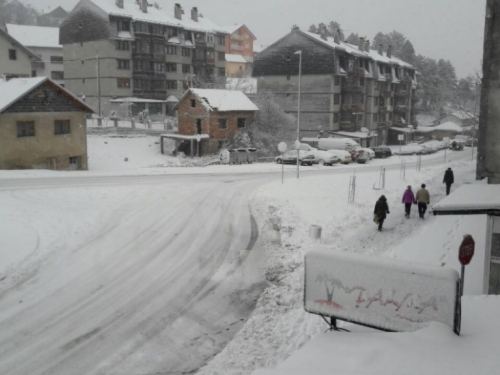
[305,250,461,334]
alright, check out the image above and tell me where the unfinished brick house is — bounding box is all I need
[174,88,258,155]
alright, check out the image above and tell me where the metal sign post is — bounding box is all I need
[294,140,301,180]
[398,134,404,157]
[458,235,475,297]
[278,142,288,184]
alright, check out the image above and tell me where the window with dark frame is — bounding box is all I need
[237,118,246,128]
[54,120,70,135]
[50,56,63,64]
[191,99,196,108]
[374,96,379,106]
[166,45,177,55]
[217,36,225,45]
[166,63,177,72]
[9,49,17,60]
[373,113,378,122]
[182,64,190,74]
[117,78,130,88]
[182,48,191,57]
[334,112,339,123]
[359,78,365,87]
[166,80,177,89]
[51,71,64,80]
[117,59,130,70]
[218,118,227,129]
[218,52,225,61]
[334,76,340,86]
[196,119,202,134]
[17,121,35,137]
[116,40,130,50]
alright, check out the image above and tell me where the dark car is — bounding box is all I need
[372,146,393,158]
[275,151,315,166]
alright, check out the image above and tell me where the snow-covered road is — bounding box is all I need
[0,174,268,375]
[0,149,470,375]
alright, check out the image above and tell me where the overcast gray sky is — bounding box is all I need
[25,0,485,78]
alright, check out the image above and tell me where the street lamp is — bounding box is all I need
[294,50,302,179]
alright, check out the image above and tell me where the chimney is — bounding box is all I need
[141,0,148,13]
[191,7,198,22]
[378,43,383,55]
[116,0,124,8]
[358,37,364,51]
[174,3,182,20]
[319,25,328,41]
[333,29,340,44]
[364,40,370,52]
[387,45,392,58]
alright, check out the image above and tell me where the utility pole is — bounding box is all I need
[295,50,302,179]
[96,55,102,126]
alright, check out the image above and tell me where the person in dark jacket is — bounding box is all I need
[374,195,390,231]
[443,167,454,196]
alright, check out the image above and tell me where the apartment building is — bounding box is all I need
[0,27,41,80]
[6,24,64,86]
[60,0,228,117]
[224,24,256,76]
[253,27,419,146]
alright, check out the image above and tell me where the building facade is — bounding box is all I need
[0,27,41,80]
[224,24,256,76]
[60,0,228,117]
[0,77,93,170]
[175,88,258,154]
[253,27,420,146]
[6,24,64,86]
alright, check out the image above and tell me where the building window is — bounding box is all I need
[166,45,177,55]
[373,113,378,122]
[166,63,177,72]
[334,112,339,123]
[9,49,17,60]
[153,43,165,54]
[182,47,191,57]
[152,24,164,35]
[135,41,151,53]
[17,121,35,137]
[31,70,37,77]
[51,71,64,80]
[50,56,63,64]
[218,68,225,76]
[153,80,165,90]
[196,119,202,134]
[218,52,225,61]
[116,40,129,50]
[152,62,165,72]
[117,59,130,70]
[217,36,225,45]
[166,80,177,89]
[218,118,228,129]
[118,20,130,32]
[334,94,340,105]
[357,114,363,122]
[207,34,214,44]
[191,99,196,108]
[359,78,365,87]
[334,76,340,86]
[54,120,70,135]
[182,64,190,74]
[374,81,380,90]
[237,118,246,128]
[117,78,131,88]
[374,96,379,106]
[206,50,214,60]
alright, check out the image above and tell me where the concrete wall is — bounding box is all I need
[0,111,88,170]
[0,32,32,78]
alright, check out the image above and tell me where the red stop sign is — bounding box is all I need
[459,235,475,266]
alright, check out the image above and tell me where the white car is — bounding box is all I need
[327,149,352,164]
[361,148,375,159]
[303,149,339,166]
[391,145,424,155]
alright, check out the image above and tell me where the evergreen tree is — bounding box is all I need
[346,33,360,45]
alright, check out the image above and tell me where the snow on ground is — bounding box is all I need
[198,157,483,375]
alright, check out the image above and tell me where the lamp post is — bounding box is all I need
[294,50,302,179]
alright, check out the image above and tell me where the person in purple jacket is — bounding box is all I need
[402,185,416,218]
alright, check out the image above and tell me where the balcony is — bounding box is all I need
[385,73,393,82]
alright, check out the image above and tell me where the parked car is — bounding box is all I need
[317,138,361,152]
[352,149,369,164]
[327,149,352,164]
[372,146,393,158]
[275,150,315,165]
[391,145,424,155]
[361,148,375,159]
[408,142,433,154]
[304,149,339,166]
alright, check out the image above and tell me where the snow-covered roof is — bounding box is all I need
[109,97,166,103]
[89,0,228,34]
[0,77,93,113]
[180,89,259,112]
[225,54,247,63]
[433,122,463,132]
[433,184,500,215]
[6,24,61,48]
[226,77,257,94]
[161,134,210,141]
[303,31,414,69]
[449,111,474,120]
[166,95,179,103]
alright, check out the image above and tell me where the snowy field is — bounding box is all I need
[197,156,499,375]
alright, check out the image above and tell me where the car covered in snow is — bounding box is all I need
[391,145,424,155]
[371,146,393,158]
[275,150,315,165]
[327,149,352,164]
[303,149,339,166]
[361,148,375,160]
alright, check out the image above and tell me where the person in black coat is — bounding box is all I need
[443,167,454,196]
[374,195,390,231]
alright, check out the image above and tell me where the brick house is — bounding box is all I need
[174,88,258,154]
[0,77,93,170]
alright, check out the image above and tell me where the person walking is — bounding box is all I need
[415,184,430,219]
[443,167,454,196]
[374,195,390,231]
[402,186,416,218]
